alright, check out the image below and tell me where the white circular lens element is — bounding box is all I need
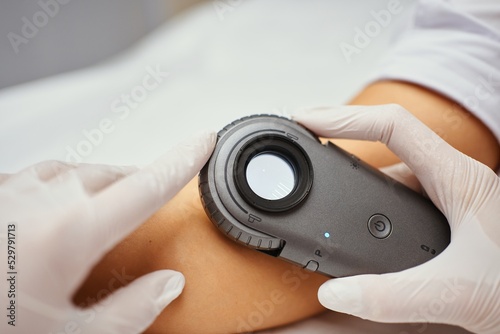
[246,153,296,200]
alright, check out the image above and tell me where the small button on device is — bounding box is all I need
[368,214,392,239]
[304,260,319,272]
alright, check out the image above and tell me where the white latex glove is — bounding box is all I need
[293,105,500,334]
[0,132,215,334]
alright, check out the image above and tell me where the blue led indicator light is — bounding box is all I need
[324,232,330,238]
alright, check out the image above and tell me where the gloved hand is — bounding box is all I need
[0,132,215,334]
[293,105,500,334]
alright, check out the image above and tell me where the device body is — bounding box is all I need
[199,115,450,277]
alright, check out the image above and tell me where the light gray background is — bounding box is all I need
[0,0,171,89]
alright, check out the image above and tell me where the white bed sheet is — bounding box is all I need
[0,1,471,332]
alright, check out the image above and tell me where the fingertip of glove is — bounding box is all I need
[205,130,217,152]
[291,107,324,121]
[183,130,215,146]
[317,280,338,310]
[155,270,186,309]
[291,106,345,122]
[157,131,215,171]
[197,130,217,144]
[318,279,364,315]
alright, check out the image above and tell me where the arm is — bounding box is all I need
[73,80,499,334]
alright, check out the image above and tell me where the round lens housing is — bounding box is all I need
[234,135,313,212]
[245,152,296,200]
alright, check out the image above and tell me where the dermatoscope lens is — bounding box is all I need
[245,152,296,200]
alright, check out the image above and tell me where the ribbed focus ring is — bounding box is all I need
[198,115,289,251]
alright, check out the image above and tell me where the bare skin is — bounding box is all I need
[74,81,500,333]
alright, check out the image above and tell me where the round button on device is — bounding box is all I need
[368,214,392,239]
